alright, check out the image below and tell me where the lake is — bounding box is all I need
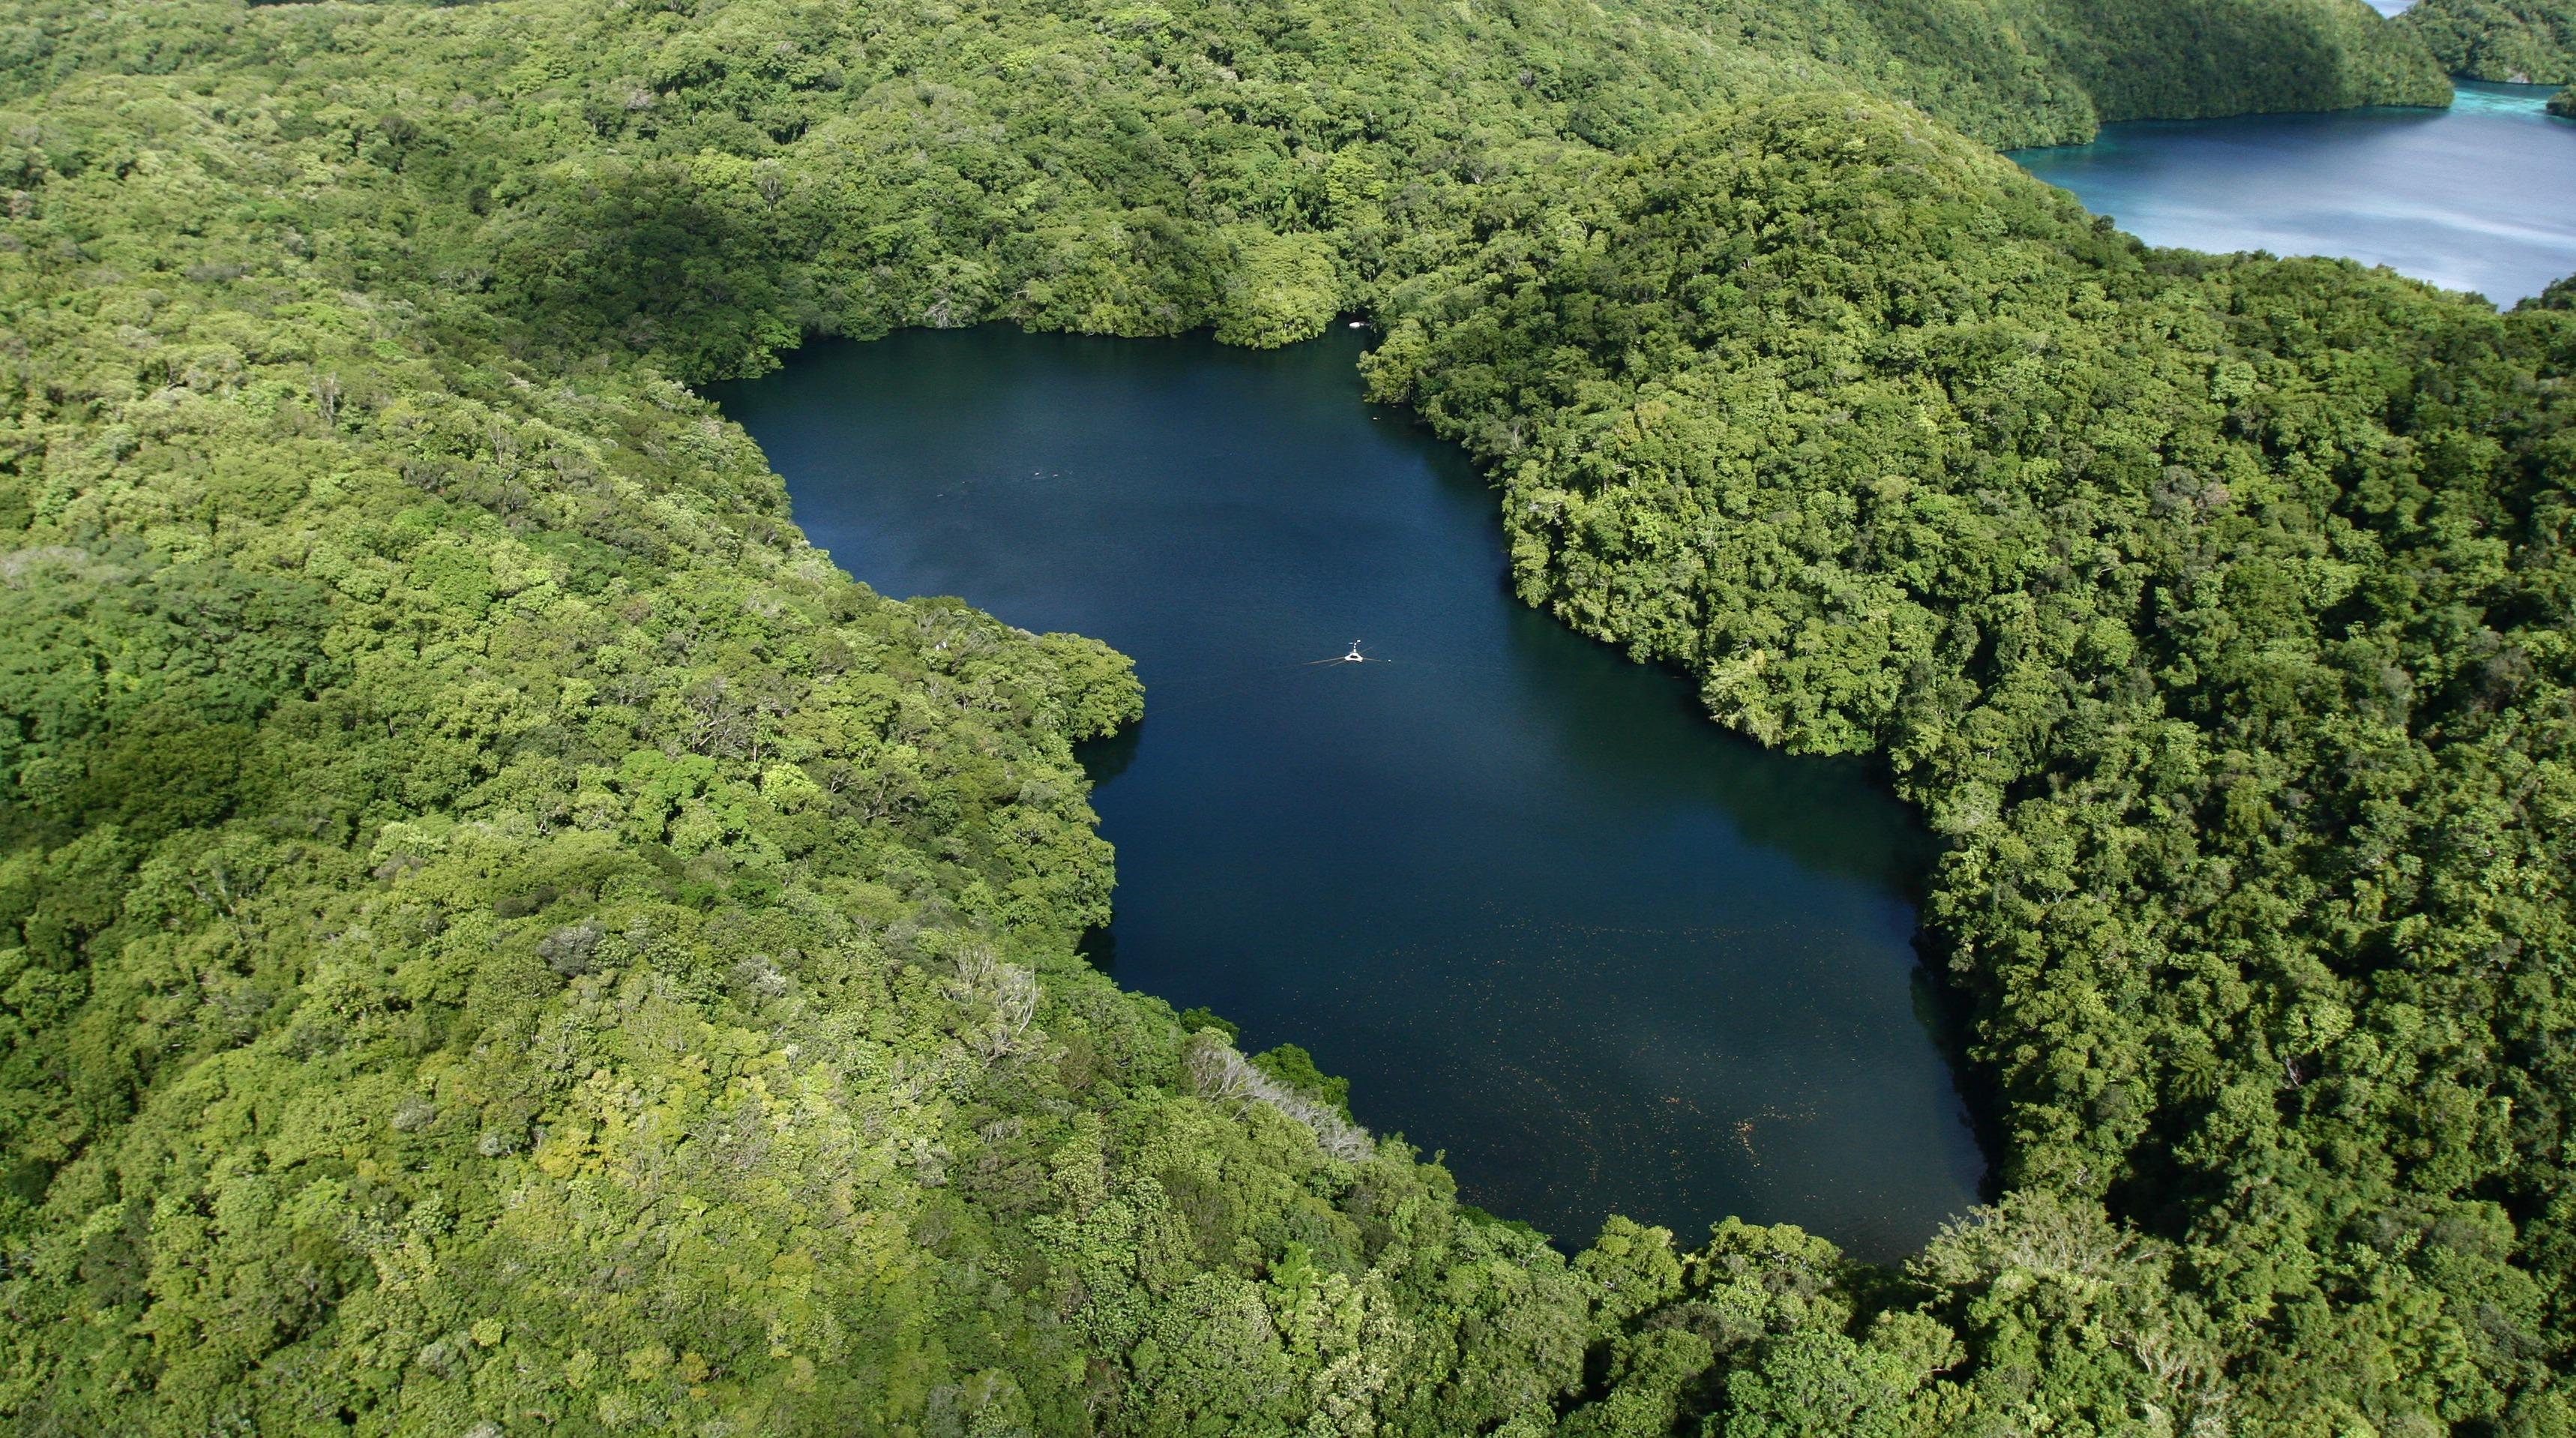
[2011,82,2576,303]
[719,76,2576,1260]
[714,328,1987,1259]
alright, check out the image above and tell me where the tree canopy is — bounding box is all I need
[4,0,2563,1435]
[2404,0,2576,83]
[1368,91,2576,1436]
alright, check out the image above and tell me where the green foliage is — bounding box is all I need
[1215,232,1343,349]
[0,0,2449,400]
[2034,0,2451,118]
[1370,91,2576,1431]
[1248,1042,1353,1114]
[2404,0,2576,82]
[0,0,2545,1433]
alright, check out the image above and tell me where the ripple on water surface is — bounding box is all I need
[712,328,1987,1260]
[2011,82,2576,304]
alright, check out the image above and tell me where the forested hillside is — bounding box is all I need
[2404,0,2576,82]
[2028,0,2447,117]
[0,0,2553,1435]
[1368,92,2576,1434]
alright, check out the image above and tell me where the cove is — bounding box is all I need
[2011,82,2576,304]
[712,328,1985,1260]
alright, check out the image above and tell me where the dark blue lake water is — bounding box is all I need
[714,329,1986,1258]
[714,76,2575,1260]
[2012,82,2576,303]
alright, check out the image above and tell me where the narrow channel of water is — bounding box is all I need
[713,328,1985,1259]
[2011,82,2576,303]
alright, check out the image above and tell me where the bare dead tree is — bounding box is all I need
[944,946,1039,1062]
[1185,1032,1373,1162]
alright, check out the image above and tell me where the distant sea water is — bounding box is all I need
[2011,82,2576,304]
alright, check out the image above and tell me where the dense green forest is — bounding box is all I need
[2404,0,2576,82]
[1,0,2563,1434]
[1367,84,2576,1430]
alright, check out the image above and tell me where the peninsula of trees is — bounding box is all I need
[3,1,2569,1435]
[2404,0,2576,83]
